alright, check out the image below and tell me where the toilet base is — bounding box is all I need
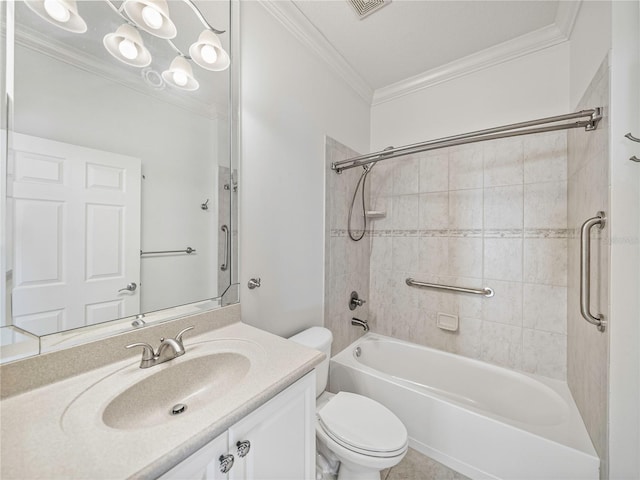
[337,459,381,480]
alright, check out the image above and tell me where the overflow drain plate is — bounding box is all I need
[170,403,187,416]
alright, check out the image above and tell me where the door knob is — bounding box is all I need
[118,282,137,293]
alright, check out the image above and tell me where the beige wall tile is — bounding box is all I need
[523,238,567,286]
[419,152,449,193]
[449,145,483,190]
[393,155,420,195]
[482,280,523,326]
[524,131,567,184]
[418,237,449,276]
[484,137,524,187]
[449,237,483,278]
[484,238,523,282]
[419,192,449,230]
[522,328,567,379]
[392,194,419,230]
[449,189,483,229]
[524,181,567,229]
[481,321,523,370]
[523,283,567,334]
[484,185,523,229]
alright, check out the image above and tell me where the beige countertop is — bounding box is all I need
[0,322,323,479]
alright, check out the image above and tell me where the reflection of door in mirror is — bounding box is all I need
[9,133,141,336]
[3,0,233,346]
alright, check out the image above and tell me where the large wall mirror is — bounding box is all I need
[0,0,238,361]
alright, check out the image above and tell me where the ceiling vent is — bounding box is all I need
[347,0,391,19]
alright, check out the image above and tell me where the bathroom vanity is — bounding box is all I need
[0,307,322,479]
[161,373,315,480]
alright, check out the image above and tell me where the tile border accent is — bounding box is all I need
[330,228,571,238]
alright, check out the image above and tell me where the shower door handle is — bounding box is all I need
[580,212,606,332]
[220,225,230,271]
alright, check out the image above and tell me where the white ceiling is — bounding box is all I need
[293,0,560,90]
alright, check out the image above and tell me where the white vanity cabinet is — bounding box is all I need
[159,372,316,480]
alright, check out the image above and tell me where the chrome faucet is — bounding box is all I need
[351,317,369,332]
[125,326,194,369]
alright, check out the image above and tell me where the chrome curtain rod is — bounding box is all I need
[331,108,602,173]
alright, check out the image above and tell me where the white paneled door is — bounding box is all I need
[8,133,141,335]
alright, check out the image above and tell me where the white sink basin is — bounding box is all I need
[103,352,251,430]
[61,339,265,433]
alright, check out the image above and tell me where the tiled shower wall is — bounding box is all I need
[325,137,370,356]
[567,58,610,478]
[218,166,238,296]
[365,132,569,379]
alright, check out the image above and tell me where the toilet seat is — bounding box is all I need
[317,392,408,458]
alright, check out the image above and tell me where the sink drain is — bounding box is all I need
[170,403,187,416]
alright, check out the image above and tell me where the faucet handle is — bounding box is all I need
[175,326,195,344]
[125,342,155,360]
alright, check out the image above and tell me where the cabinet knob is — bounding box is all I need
[236,440,251,458]
[219,454,234,474]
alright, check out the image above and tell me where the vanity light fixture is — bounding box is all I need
[122,0,177,39]
[23,0,231,91]
[189,29,230,72]
[103,24,152,68]
[24,0,87,33]
[162,56,200,91]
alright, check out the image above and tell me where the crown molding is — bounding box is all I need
[372,1,581,106]
[373,24,567,106]
[258,0,374,104]
[258,0,581,108]
[14,26,223,120]
[555,0,582,39]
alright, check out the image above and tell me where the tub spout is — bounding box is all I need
[351,317,369,332]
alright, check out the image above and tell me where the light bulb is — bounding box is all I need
[141,5,163,30]
[173,70,188,87]
[118,39,138,60]
[200,44,218,64]
[43,0,71,22]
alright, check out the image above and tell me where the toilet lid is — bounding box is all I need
[317,392,407,457]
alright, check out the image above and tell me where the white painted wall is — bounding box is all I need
[608,1,640,477]
[13,46,219,316]
[370,43,570,150]
[239,1,370,337]
[568,1,612,109]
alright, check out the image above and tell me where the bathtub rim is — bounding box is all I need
[330,332,598,460]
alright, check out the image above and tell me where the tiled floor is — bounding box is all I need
[381,448,470,480]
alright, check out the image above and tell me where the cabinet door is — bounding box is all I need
[159,431,229,480]
[228,372,316,480]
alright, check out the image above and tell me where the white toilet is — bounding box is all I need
[289,327,408,480]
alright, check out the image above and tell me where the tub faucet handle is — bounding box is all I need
[349,291,366,310]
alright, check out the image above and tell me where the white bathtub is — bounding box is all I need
[329,333,599,480]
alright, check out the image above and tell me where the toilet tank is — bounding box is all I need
[289,327,332,397]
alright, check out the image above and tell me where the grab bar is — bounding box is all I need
[406,278,494,297]
[220,225,230,271]
[580,212,606,332]
[140,247,196,256]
